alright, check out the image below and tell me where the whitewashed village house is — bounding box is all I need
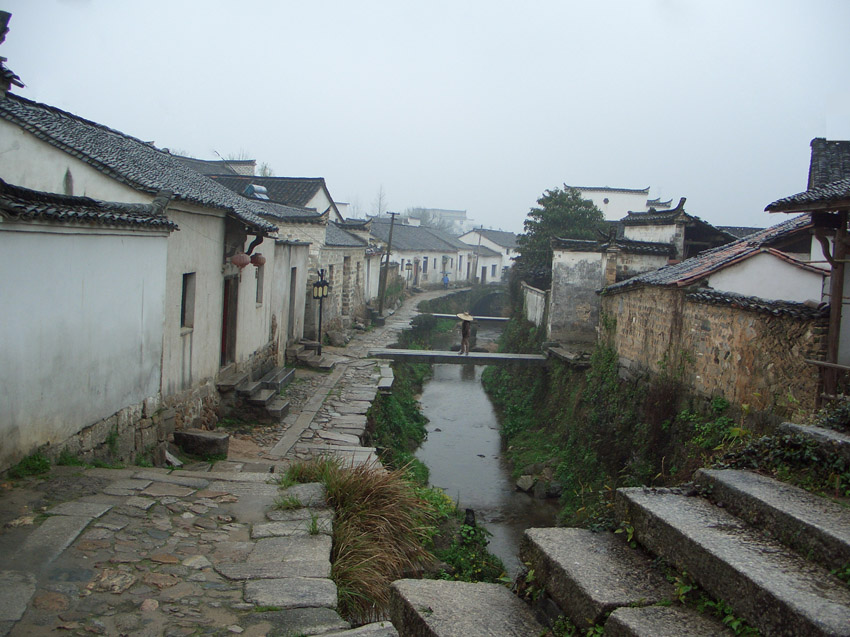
[207,174,377,337]
[0,181,175,473]
[544,198,736,346]
[0,90,310,471]
[459,228,519,279]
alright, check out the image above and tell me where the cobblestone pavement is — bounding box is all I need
[0,289,457,637]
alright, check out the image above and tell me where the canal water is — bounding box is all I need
[415,325,559,576]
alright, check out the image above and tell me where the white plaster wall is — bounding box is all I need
[0,121,150,203]
[548,249,604,345]
[160,205,227,396]
[0,222,168,470]
[365,254,382,301]
[271,241,309,360]
[707,252,825,304]
[577,189,649,220]
[522,282,547,328]
[623,224,678,245]
[234,235,275,362]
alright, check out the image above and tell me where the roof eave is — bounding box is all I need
[766,199,850,214]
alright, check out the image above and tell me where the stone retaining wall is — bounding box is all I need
[601,286,827,414]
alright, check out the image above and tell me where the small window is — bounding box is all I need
[181,272,196,328]
[255,264,264,304]
[422,256,428,273]
[491,264,497,277]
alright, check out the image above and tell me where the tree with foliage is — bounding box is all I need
[515,185,605,288]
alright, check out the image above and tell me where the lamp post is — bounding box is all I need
[312,269,330,356]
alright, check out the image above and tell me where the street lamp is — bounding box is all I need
[312,269,330,356]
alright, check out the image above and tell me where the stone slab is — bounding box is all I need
[250,607,348,635]
[389,579,544,636]
[278,483,327,508]
[215,561,331,580]
[695,468,850,572]
[779,422,850,465]
[183,470,273,483]
[173,428,229,457]
[21,515,93,567]
[325,622,398,636]
[244,577,337,609]
[47,501,112,519]
[252,518,332,539]
[617,487,850,637]
[0,570,36,622]
[132,470,210,488]
[103,478,152,495]
[207,481,280,497]
[140,483,195,497]
[248,535,332,564]
[267,508,334,523]
[605,605,733,637]
[316,430,362,445]
[521,528,673,626]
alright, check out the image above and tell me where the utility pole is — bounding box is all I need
[377,212,398,316]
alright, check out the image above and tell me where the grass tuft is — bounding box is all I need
[7,452,51,478]
[286,457,436,624]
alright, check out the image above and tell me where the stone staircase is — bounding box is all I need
[517,470,850,635]
[288,340,337,370]
[391,423,850,636]
[217,364,295,422]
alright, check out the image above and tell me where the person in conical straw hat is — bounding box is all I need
[457,312,474,355]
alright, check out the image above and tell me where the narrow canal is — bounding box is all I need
[415,325,559,576]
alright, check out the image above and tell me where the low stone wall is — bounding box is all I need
[601,286,828,414]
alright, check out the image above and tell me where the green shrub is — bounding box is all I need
[7,452,50,478]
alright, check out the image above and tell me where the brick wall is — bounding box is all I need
[601,286,827,413]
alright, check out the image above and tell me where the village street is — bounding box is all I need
[0,289,456,637]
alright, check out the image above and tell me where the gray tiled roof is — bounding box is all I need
[719,225,766,239]
[174,155,256,176]
[210,175,327,208]
[553,236,674,257]
[604,214,815,293]
[808,138,850,189]
[765,177,850,213]
[476,228,518,248]
[252,199,325,222]
[687,289,828,319]
[0,93,276,232]
[0,178,177,230]
[326,222,368,248]
[370,219,456,252]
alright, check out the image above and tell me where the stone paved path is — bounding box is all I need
[0,289,458,637]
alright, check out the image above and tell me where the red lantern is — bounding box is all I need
[231,252,250,269]
[250,253,266,267]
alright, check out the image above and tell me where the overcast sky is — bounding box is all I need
[3,1,849,232]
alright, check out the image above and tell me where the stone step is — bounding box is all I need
[616,487,850,637]
[520,528,673,627]
[236,380,263,397]
[605,605,734,637]
[779,421,850,466]
[260,365,295,392]
[247,388,276,406]
[285,344,306,359]
[324,621,397,636]
[266,398,290,420]
[389,579,545,636]
[301,339,321,351]
[216,369,249,393]
[694,468,850,572]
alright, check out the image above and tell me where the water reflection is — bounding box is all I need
[416,363,559,577]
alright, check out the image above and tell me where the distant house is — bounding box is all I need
[369,218,502,286]
[174,154,256,176]
[765,138,850,398]
[572,185,674,221]
[0,180,177,472]
[212,174,374,333]
[0,91,309,467]
[459,228,518,275]
[598,214,828,413]
[404,207,471,235]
